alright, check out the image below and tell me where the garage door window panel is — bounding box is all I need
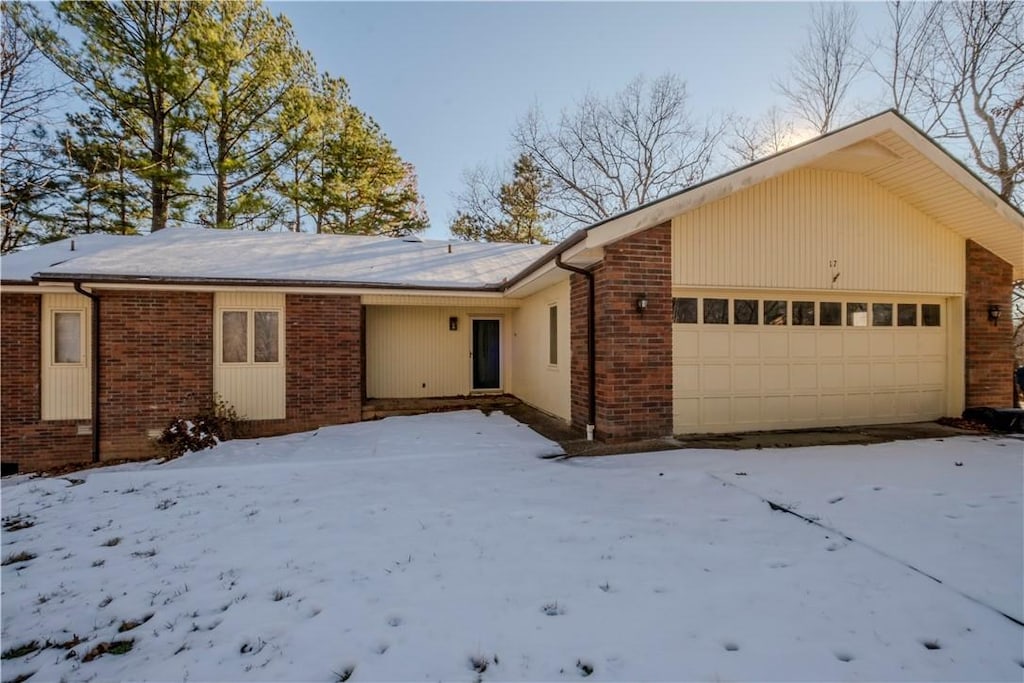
[734,299,758,325]
[897,304,917,327]
[847,303,868,327]
[921,304,941,327]
[703,298,728,324]
[673,297,698,324]
[764,300,787,326]
[793,301,815,326]
[819,302,841,326]
[873,303,893,327]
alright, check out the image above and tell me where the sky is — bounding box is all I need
[269,2,894,239]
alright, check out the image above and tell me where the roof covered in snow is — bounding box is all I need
[1,234,139,283]
[4,228,553,290]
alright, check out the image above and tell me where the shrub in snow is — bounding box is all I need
[158,395,240,458]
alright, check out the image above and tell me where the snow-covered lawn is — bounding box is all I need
[2,412,1021,682]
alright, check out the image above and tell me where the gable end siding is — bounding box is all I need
[672,167,965,294]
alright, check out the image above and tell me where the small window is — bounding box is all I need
[872,303,893,327]
[847,302,868,327]
[792,301,815,326]
[703,298,728,324]
[922,304,941,327]
[820,302,842,326]
[548,305,558,365]
[222,311,248,363]
[254,311,280,363]
[897,303,917,327]
[734,299,758,325]
[764,300,787,326]
[672,297,697,324]
[54,312,82,364]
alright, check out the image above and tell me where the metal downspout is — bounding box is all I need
[555,254,596,441]
[73,283,100,463]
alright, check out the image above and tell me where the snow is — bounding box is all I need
[2,412,1022,682]
[30,228,552,288]
[0,234,138,283]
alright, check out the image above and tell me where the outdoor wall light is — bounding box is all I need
[636,293,648,315]
[988,304,1001,325]
[449,316,458,331]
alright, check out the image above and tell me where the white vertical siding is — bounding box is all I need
[365,306,510,398]
[508,280,571,421]
[41,293,91,420]
[673,168,965,294]
[213,292,286,420]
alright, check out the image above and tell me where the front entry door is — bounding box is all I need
[472,319,501,390]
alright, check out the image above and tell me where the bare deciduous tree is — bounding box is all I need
[726,106,799,164]
[876,1,1023,205]
[1,2,64,253]
[512,74,723,236]
[778,3,865,135]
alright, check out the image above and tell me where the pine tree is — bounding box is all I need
[60,109,146,235]
[24,1,205,232]
[274,76,428,236]
[191,2,317,230]
[451,153,551,243]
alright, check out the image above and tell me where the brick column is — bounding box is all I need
[98,290,214,459]
[284,294,363,430]
[570,223,673,441]
[964,240,1014,408]
[569,272,591,431]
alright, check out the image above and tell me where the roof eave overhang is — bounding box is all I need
[31,272,510,296]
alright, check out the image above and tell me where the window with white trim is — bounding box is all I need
[53,311,84,364]
[220,309,281,365]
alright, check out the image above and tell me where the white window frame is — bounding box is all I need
[217,307,284,367]
[51,309,86,366]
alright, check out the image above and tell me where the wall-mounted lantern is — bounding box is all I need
[988,304,1001,326]
[449,316,458,331]
[636,293,648,315]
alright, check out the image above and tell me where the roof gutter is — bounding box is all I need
[554,253,596,441]
[73,282,101,464]
[37,273,508,292]
[501,229,588,291]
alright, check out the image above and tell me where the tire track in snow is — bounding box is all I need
[707,472,1024,629]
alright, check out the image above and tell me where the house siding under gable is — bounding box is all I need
[671,167,965,294]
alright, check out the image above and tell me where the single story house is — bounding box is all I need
[2,110,1021,472]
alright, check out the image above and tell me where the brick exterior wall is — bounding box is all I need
[1,293,91,472]
[2,289,364,472]
[98,290,215,460]
[964,240,1015,408]
[570,224,674,441]
[240,294,363,437]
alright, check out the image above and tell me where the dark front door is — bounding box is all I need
[472,319,501,390]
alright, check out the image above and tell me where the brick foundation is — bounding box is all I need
[570,224,673,441]
[1,293,91,472]
[964,240,1015,408]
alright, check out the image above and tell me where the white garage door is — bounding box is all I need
[672,292,950,434]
